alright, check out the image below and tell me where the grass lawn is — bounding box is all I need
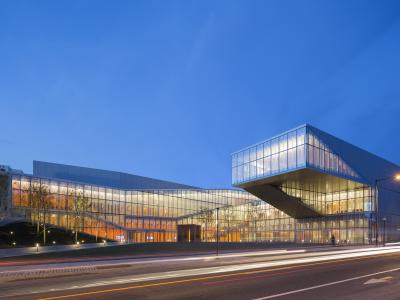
[0,222,112,248]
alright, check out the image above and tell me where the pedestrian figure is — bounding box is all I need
[331,234,336,246]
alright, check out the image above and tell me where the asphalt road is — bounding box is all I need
[2,246,400,300]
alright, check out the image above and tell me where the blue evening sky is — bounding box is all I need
[1,1,400,188]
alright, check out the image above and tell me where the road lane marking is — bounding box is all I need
[201,257,378,286]
[45,247,400,290]
[364,276,393,284]
[253,268,400,299]
[0,249,306,268]
[36,253,400,300]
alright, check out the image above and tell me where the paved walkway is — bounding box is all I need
[0,242,121,258]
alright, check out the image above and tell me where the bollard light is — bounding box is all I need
[12,242,16,246]
[36,243,39,252]
[52,241,56,245]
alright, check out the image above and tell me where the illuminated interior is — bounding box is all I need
[5,124,400,245]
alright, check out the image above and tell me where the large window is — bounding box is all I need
[232,126,360,185]
[232,126,308,184]
[306,130,359,180]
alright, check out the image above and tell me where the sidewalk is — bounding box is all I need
[0,241,297,259]
[0,242,121,258]
[0,242,372,267]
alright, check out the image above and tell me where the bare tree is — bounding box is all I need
[205,209,214,242]
[0,175,9,219]
[248,202,260,242]
[95,218,100,242]
[30,182,41,235]
[41,189,52,245]
[197,207,214,242]
[197,208,207,241]
[31,182,51,244]
[93,204,101,242]
[72,192,92,243]
[223,206,235,242]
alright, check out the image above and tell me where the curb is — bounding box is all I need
[0,265,98,281]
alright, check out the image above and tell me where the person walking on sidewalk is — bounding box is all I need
[331,234,336,246]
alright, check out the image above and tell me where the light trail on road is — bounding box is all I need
[252,267,400,299]
[40,246,400,290]
[1,246,396,299]
[36,251,400,300]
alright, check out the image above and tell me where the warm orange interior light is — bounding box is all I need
[395,174,400,181]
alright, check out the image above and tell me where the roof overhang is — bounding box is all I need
[235,168,368,194]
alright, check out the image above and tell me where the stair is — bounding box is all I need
[244,184,323,219]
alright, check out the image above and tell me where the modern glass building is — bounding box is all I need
[4,161,290,243]
[1,124,399,244]
[232,124,400,244]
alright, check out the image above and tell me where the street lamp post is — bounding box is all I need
[216,207,220,257]
[374,179,379,247]
[374,174,400,246]
[382,217,387,246]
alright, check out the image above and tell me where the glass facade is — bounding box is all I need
[232,125,360,185]
[4,124,384,245]
[307,129,360,180]
[281,183,372,215]
[11,174,278,243]
[178,199,370,244]
[232,127,306,185]
[10,172,372,244]
[230,125,375,244]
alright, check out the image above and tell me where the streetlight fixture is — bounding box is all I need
[374,173,400,246]
[216,207,220,257]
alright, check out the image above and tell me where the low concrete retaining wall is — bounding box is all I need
[0,265,98,281]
